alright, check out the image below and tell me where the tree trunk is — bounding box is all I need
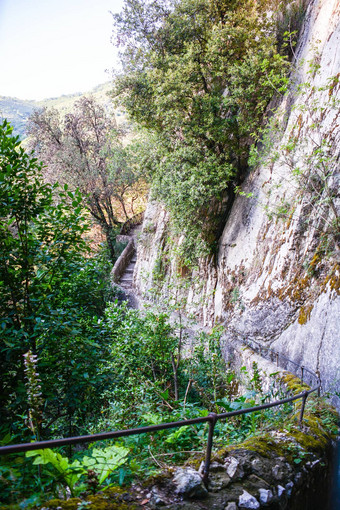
[105,225,117,263]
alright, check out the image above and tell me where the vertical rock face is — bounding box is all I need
[135,0,340,404]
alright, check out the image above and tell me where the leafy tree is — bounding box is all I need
[112,0,292,260]
[27,96,146,261]
[0,121,113,436]
[108,134,150,217]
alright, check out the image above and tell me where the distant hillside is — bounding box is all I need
[0,82,122,139]
[0,97,37,138]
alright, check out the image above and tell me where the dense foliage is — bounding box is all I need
[113,0,292,260]
[0,121,115,440]
[0,122,229,504]
[1,295,293,504]
[0,125,291,505]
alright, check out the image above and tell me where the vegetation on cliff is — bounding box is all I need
[112,0,295,261]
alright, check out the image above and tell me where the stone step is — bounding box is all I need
[120,273,133,283]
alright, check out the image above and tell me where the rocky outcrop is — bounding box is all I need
[134,0,340,406]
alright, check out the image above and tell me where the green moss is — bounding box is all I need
[87,493,138,510]
[42,499,81,509]
[140,470,173,488]
[213,433,288,462]
[288,428,327,451]
[298,304,313,325]
[308,253,321,272]
[282,373,310,393]
[228,435,286,459]
[321,264,340,295]
[210,372,338,472]
[41,488,140,510]
[103,486,127,496]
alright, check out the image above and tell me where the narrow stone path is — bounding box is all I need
[119,253,137,293]
[117,224,141,308]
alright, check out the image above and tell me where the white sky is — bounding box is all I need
[0,0,124,100]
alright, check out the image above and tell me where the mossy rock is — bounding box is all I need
[42,499,82,510]
[87,493,139,510]
[43,487,140,510]
[282,373,311,393]
[226,434,286,459]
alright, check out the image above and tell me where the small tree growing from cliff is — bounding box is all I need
[248,72,340,257]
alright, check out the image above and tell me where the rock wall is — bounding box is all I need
[134,0,340,404]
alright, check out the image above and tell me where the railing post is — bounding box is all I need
[317,377,321,397]
[300,365,304,383]
[315,371,321,397]
[299,392,308,428]
[202,413,217,487]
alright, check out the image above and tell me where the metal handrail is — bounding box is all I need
[120,211,145,235]
[0,359,321,485]
[239,336,321,393]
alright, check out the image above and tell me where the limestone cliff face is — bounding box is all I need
[135,0,340,403]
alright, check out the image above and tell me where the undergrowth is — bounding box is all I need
[0,328,296,507]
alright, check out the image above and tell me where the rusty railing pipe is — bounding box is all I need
[202,412,217,485]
